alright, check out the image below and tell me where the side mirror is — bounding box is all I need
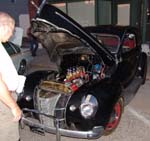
[128,34,135,40]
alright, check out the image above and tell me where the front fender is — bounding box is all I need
[66,79,122,130]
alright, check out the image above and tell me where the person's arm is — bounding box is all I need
[0,73,22,121]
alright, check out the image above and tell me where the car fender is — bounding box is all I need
[66,79,122,129]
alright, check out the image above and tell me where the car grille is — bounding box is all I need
[34,81,71,128]
[34,87,61,127]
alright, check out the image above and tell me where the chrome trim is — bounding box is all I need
[21,117,104,139]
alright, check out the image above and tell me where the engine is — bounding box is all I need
[34,53,105,128]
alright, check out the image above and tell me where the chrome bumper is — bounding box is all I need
[21,117,104,139]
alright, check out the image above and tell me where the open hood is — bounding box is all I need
[31,4,115,66]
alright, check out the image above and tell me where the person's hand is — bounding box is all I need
[11,106,22,122]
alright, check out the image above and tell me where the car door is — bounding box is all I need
[119,33,140,86]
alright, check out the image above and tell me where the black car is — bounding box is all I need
[18,3,147,139]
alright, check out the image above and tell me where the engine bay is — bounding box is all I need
[39,53,105,94]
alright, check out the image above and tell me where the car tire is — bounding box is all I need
[18,60,26,75]
[138,53,147,84]
[104,97,124,135]
[141,53,147,84]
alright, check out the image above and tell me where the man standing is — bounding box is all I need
[30,35,39,56]
[0,12,25,141]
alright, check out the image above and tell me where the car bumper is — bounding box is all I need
[21,117,104,139]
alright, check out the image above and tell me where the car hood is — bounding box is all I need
[30,4,115,66]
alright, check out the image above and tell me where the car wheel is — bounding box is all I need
[18,60,26,75]
[137,53,147,84]
[104,97,124,135]
[141,53,147,84]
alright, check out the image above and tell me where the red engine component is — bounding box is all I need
[64,66,88,92]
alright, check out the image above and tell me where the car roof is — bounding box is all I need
[85,25,140,39]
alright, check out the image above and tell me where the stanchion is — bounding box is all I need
[55,119,61,141]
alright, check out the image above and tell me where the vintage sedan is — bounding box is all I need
[3,41,32,75]
[18,3,147,139]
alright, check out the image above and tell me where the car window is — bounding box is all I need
[11,43,21,53]
[94,33,120,53]
[3,42,16,56]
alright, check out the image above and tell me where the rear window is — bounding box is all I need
[94,34,120,53]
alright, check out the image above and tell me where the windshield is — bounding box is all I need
[94,34,120,53]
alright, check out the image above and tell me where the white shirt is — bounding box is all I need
[0,42,26,93]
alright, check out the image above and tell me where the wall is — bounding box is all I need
[54,1,95,26]
[117,4,130,25]
[68,1,95,26]
[0,0,28,26]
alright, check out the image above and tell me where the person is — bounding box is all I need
[0,12,26,141]
[27,28,38,56]
[30,35,38,56]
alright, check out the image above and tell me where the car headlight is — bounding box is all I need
[25,95,32,101]
[80,94,98,119]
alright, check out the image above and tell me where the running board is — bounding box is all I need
[122,77,143,105]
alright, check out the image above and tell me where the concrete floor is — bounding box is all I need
[21,49,150,141]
